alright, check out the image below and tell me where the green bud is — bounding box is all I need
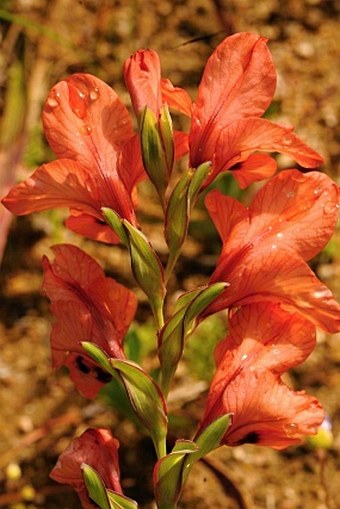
[164,162,211,280]
[82,464,110,509]
[123,220,165,328]
[158,282,227,395]
[140,106,169,204]
[154,440,197,509]
[159,103,174,176]
[110,359,168,459]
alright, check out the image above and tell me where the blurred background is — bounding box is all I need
[0,0,340,508]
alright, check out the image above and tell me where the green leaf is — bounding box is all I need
[82,464,110,509]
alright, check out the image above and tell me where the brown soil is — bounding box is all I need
[1,1,340,508]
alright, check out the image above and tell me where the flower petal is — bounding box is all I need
[124,49,162,116]
[214,303,315,373]
[210,247,340,332]
[248,169,340,260]
[2,159,101,216]
[200,304,323,449]
[230,153,277,189]
[42,245,137,395]
[190,32,276,167]
[214,117,324,180]
[66,212,120,244]
[43,74,133,171]
[160,78,193,117]
[50,428,122,506]
[221,370,323,449]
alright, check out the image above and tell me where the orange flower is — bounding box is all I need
[162,32,323,188]
[198,303,324,449]
[50,428,122,509]
[203,169,340,332]
[42,244,137,398]
[2,74,145,243]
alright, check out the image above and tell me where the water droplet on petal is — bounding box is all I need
[74,108,84,119]
[90,88,99,101]
[313,187,321,196]
[241,354,248,361]
[276,232,284,239]
[282,136,293,146]
[81,124,92,135]
[47,97,58,109]
[285,422,298,436]
[78,90,86,99]
[313,288,331,300]
[323,202,336,214]
[271,243,277,250]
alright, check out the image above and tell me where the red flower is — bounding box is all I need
[2,74,145,243]
[198,303,324,449]
[50,428,122,509]
[203,169,340,332]
[42,244,137,398]
[163,32,323,188]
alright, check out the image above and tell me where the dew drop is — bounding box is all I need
[241,354,248,361]
[78,90,86,99]
[282,136,293,146]
[276,232,284,239]
[271,243,277,250]
[323,202,335,214]
[313,288,331,299]
[81,124,92,135]
[90,87,99,101]
[313,187,321,196]
[285,422,298,436]
[47,97,58,109]
[74,108,84,119]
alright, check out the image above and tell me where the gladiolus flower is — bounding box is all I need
[42,244,137,398]
[50,428,122,509]
[203,169,340,332]
[2,74,145,243]
[162,32,323,188]
[198,303,324,449]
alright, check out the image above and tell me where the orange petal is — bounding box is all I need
[221,370,323,449]
[205,190,249,248]
[190,33,276,167]
[210,248,340,332]
[214,117,324,178]
[2,159,100,216]
[226,153,277,189]
[123,49,162,116]
[200,304,323,449]
[42,74,133,173]
[214,303,316,373]
[160,78,193,117]
[247,169,340,260]
[66,212,121,244]
[50,429,122,500]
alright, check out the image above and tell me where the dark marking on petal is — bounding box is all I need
[94,367,112,383]
[236,431,260,445]
[76,355,91,374]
